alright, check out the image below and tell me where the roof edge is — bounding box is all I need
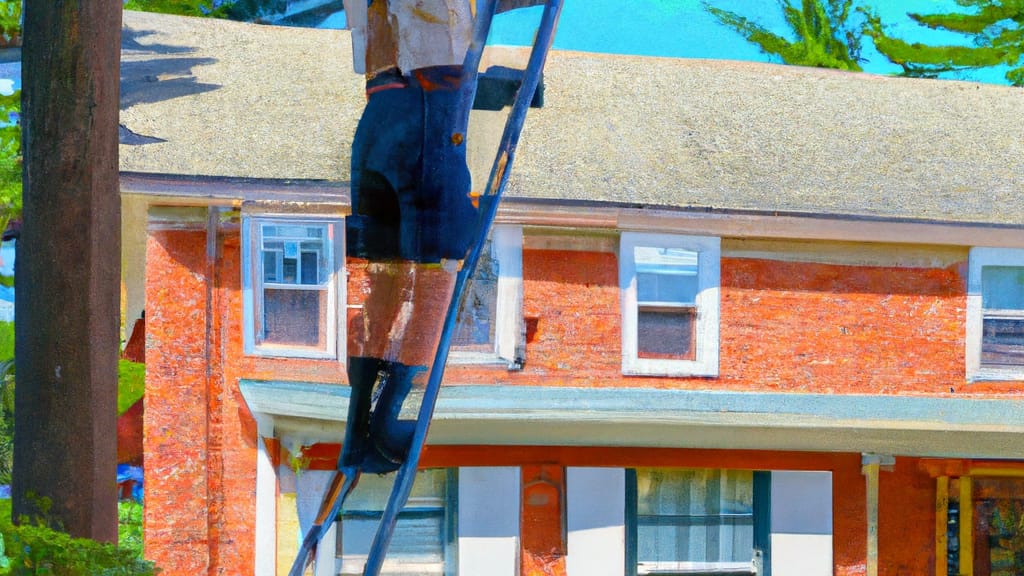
[120,171,351,209]
[496,197,1024,248]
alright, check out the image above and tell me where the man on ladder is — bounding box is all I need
[291,1,563,573]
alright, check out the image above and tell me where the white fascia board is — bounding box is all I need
[495,200,1024,249]
[239,380,1024,458]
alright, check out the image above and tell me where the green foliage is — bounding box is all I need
[0,498,156,575]
[117,361,145,417]
[864,1,1024,85]
[0,334,144,485]
[0,0,20,48]
[0,323,11,363]
[0,324,12,487]
[123,0,287,21]
[705,0,863,71]
[123,0,231,18]
[0,90,19,238]
[222,0,287,21]
[116,502,144,562]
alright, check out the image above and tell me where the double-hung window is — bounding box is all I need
[335,468,456,576]
[450,224,524,367]
[627,468,758,576]
[620,233,720,377]
[242,216,344,359]
[966,247,1024,381]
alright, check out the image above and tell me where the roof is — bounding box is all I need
[119,10,1024,227]
[119,10,361,181]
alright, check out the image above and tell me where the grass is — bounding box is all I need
[117,360,145,416]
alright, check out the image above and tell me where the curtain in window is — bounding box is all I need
[636,469,754,572]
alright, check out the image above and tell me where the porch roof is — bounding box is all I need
[239,380,1024,460]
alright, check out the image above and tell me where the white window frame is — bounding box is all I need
[627,468,759,576]
[449,224,524,367]
[333,468,457,576]
[966,246,1024,381]
[620,232,720,377]
[241,215,345,360]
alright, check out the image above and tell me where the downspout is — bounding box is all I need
[204,206,222,574]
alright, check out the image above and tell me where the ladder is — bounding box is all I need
[289,1,564,574]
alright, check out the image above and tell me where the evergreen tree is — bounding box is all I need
[704,0,863,71]
[863,1,1024,85]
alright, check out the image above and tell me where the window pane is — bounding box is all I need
[300,251,319,284]
[345,469,447,510]
[262,224,323,240]
[982,267,1024,310]
[282,256,298,283]
[981,267,1024,366]
[339,514,445,575]
[260,224,329,287]
[635,247,698,305]
[637,272,697,305]
[968,478,1024,575]
[262,289,322,347]
[638,307,696,360]
[262,250,280,283]
[453,239,499,351]
[981,317,1024,366]
[338,470,448,576]
[636,469,754,566]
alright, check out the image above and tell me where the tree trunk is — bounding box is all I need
[14,0,122,542]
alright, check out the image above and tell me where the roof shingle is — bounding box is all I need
[119,10,1024,226]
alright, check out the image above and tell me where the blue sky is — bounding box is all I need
[0,1,1013,91]
[320,0,1010,85]
[486,0,1010,84]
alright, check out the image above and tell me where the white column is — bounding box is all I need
[316,521,339,576]
[458,467,520,576]
[295,471,337,576]
[253,419,277,576]
[770,471,833,576]
[566,467,625,576]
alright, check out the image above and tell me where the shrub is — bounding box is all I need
[0,499,156,575]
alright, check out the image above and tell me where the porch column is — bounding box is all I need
[254,418,277,576]
[861,454,894,576]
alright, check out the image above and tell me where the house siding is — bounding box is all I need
[449,249,973,396]
[144,228,216,574]
[143,223,1021,575]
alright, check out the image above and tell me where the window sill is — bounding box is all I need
[637,561,756,575]
[247,345,339,361]
[969,366,1024,382]
[623,359,718,378]
[447,350,521,370]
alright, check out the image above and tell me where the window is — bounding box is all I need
[335,468,456,576]
[620,233,720,377]
[966,248,1024,381]
[450,224,523,367]
[242,217,344,359]
[940,475,1024,575]
[627,469,761,576]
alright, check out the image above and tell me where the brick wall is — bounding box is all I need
[144,224,1013,574]
[144,228,213,574]
[449,249,979,396]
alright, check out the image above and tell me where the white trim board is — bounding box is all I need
[239,381,1024,458]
